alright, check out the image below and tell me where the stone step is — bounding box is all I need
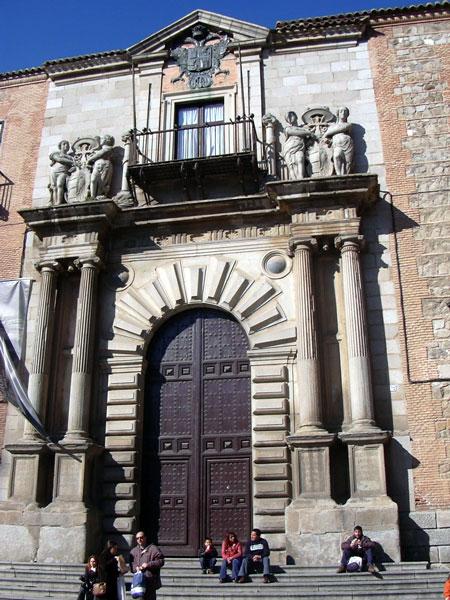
[0,561,445,600]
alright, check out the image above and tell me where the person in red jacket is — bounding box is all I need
[443,573,450,600]
[219,532,243,583]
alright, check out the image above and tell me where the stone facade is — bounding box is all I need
[0,5,448,567]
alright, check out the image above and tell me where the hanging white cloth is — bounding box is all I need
[204,103,225,156]
[176,106,199,159]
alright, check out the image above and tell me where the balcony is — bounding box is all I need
[127,116,268,203]
[0,170,13,221]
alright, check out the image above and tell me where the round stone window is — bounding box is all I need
[262,251,292,279]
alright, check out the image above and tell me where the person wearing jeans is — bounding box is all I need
[238,529,271,584]
[337,525,377,573]
[219,532,243,583]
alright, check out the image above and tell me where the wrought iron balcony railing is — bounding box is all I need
[127,116,268,202]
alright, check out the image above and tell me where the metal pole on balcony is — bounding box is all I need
[238,44,247,151]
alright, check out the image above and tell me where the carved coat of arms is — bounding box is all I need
[171,25,229,89]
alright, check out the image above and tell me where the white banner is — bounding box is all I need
[0,279,51,440]
[0,279,32,357]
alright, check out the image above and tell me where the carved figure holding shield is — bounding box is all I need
[322,106,354,175]
[282,111,316,180]
[48,140,75,205]
[87,134,115,199]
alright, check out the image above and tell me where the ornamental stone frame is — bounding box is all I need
[102,255,297,559]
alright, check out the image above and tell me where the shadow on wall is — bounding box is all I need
[399,514,431,563]
[352,123,368,174]
[361,193,425,561]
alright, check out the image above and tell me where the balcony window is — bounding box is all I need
[176,102,224,160]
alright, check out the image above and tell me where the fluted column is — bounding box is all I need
[336,235,376,430]
[63,257,101,442]
[291,238,325,433]
[23,261,60,439]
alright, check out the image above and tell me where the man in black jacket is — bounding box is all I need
[337,525,377,573]
[237,528,271,583]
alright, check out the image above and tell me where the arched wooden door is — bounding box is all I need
[141,308,252,556]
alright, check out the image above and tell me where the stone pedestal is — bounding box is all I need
[4,441,50,507]
[37,441,103,562]
[285,433,339,564]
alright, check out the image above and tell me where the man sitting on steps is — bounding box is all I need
[337,525,378,574]
[237,528,271,584]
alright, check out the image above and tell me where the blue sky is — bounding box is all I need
[1,0,429,73]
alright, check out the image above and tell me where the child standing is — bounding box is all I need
[199,537,218,574]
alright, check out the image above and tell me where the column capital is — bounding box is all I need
[289,236,318,255]
[34,260,62,273]
[74,256,103,271]
[335,234,365,252]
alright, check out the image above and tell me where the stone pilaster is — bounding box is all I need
[23,261,60,439]
[63,257,101,443]
[335,235,376,431]
[291,238,324,433]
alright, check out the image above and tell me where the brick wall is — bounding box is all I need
[0,74,49,450]
[369,17,450,563]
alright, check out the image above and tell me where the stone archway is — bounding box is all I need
[102,256,296,554]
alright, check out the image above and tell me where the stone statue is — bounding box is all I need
[87,135,115,199]
[282,111,316,180]
[48,140,75,205]
[322,106,354,175]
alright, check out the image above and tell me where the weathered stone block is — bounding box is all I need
[436,509,450,528]
[428,527,450,546]
[37,525,87,562]
[0,525,36,561]
[405,511,437,529]
[254,463,289,479]
[105,435,136,450]
[287,532,341,566]
[102,482,136,499]
[438,545,450,563]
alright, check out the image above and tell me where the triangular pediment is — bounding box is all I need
[128,9,270,56]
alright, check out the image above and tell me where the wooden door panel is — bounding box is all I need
[205,457,251,543]
[144,308,251,555]
[158,460,189,545]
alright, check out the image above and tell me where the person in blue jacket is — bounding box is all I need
[237,528,271,583]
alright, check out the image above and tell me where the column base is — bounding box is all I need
[60,431,92,445]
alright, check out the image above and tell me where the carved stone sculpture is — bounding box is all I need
[171,25,229,89]
[66,137,100,203]
[87,134,115,199]
[48,141,75,205]
[270,106,355,180]
[322,106,354,175]
[282,111,317,180]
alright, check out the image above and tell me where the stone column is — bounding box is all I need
[63,257,101,443]
[291,238,324,433]
[262,113,277,177]
[23,261,60,439]
[285,238,336,562]
[335,235,376,430]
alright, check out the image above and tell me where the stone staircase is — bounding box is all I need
[0,559,447,600]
